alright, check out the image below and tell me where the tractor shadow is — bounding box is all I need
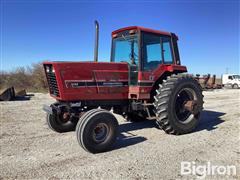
[195,110,225,132]
[113,110,225,150]
[114,120,155,150]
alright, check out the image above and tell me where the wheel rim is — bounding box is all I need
[174,87,198,123]
[53,111,71,125]
[92,123,109,143]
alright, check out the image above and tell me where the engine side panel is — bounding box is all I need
[43,61,129,101]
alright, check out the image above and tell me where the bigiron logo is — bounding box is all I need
[180,161,237,179]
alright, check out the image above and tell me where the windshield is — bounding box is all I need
[233,75,240,79]
[111,35,139,65]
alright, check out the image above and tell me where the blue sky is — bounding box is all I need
[1,0,239,76]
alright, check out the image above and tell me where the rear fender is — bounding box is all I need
[150,66,187,101]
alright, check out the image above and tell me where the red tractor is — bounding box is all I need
[43,21,203,153]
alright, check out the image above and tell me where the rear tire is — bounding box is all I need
[232,84,239,89]
[153,74,203,135]
[46,113,76,133]
[76,109,118,153]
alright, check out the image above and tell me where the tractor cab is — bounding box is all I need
[111,26,186,99]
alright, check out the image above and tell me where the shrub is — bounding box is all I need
[0,62,48,92]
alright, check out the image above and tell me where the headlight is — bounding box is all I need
[46,66,50,73]
[45,66,55,73]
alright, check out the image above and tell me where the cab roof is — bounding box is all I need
[112,26,172,37]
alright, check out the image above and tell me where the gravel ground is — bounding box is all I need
[0,89,239,179]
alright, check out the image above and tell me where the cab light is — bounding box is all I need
[113,34,118,38]
[129,30,136,34]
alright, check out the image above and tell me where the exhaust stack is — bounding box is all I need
[94,20,99,62]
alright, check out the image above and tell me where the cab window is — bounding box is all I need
[143,33,162,71]
[162,37,173,64]
[112,35,139,65]
[142,33,174,71]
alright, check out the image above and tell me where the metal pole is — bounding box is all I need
[94,20,99,62]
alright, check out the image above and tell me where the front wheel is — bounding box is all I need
[46,113,76,133]
[76,109,119,153]
[232,84,239,89]
[153,74,203,135]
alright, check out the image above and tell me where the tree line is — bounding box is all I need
[0,63,48,92]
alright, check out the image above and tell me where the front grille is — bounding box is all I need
[44,64,60,97]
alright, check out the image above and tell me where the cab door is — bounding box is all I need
[129,64,138,86]
[141,32,174,80]
[128,38,139,86]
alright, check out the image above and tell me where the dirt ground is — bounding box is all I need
[0,89,239,179]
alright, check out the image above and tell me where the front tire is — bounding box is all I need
[46,113,76,133]
[232,84,239,89]
[76,109,118,153]
[153,74,203,135]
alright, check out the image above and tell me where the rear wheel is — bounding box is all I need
[153,74,203,135]
[76,109,118,153]
[232,84,239,89]
[46,112,76,133]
